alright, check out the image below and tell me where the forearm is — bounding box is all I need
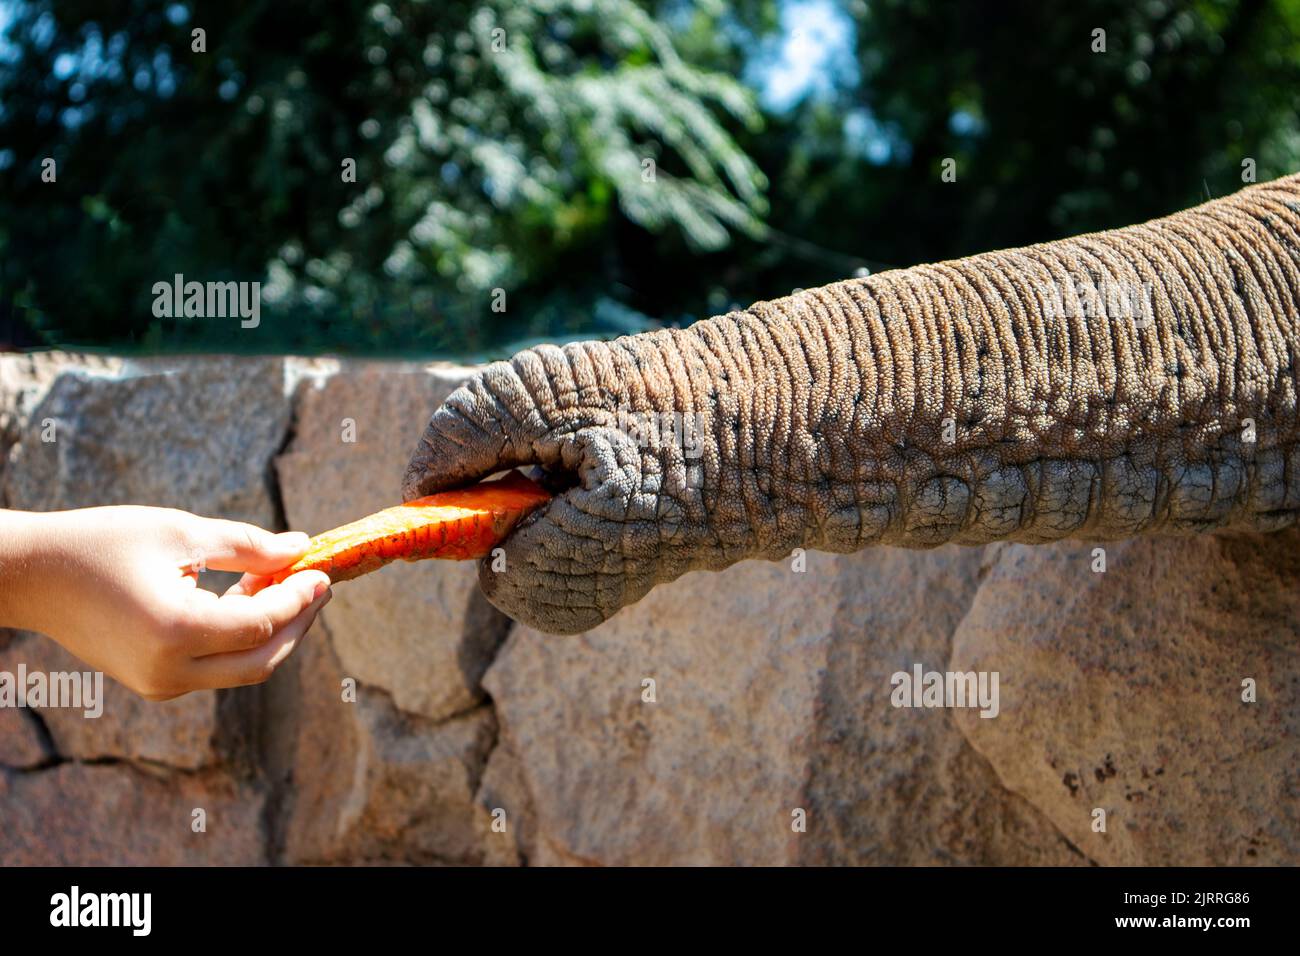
[691,173,1300,554]
[0,509,60,633]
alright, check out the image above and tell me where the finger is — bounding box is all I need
[183,570,331,656]
[187,519,311,575]
[224,572,271,598]
[188,589,330,690]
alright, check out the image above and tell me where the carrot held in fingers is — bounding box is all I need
[271,471,552,584]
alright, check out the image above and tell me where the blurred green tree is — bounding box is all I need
[1,0,1298,357]
[0,0,769,354]
[827,0,1300,266]
[666,0,1300,322]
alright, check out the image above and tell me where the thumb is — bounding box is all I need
[186,519,311,575]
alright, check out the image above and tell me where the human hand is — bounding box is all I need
[0,506,331,700]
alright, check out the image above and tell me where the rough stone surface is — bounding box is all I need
[0,631,218,768]
[0,352,121,504]
[4,356,293,525]
[276,362,510,722]
[0,706,50,769]
[487,547,1083,865]
[474,741,536,865]
[0,763,266,865]
[951,531,1300,865]
[279,625,509,865]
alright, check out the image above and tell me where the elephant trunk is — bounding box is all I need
[677,173,1300,558]
[405,173,1300,634]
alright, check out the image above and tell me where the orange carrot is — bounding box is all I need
[271,471,552,584]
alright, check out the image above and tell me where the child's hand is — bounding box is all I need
[0,506,330,700]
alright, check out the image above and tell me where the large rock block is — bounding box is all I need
[0,353,121,504]
[4,356,295,524]
[275,362,510,722]
[0,763,266,865]
[486,547,1081,865]
[951,531,1300,865]
[278,629,510,865]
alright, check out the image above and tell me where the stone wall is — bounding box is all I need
[1,353,1295,865]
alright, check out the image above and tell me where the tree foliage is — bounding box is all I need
[0,0,766,354]
[1,0,1298,356]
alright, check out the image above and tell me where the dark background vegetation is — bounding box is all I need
[2,0,1298,358]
